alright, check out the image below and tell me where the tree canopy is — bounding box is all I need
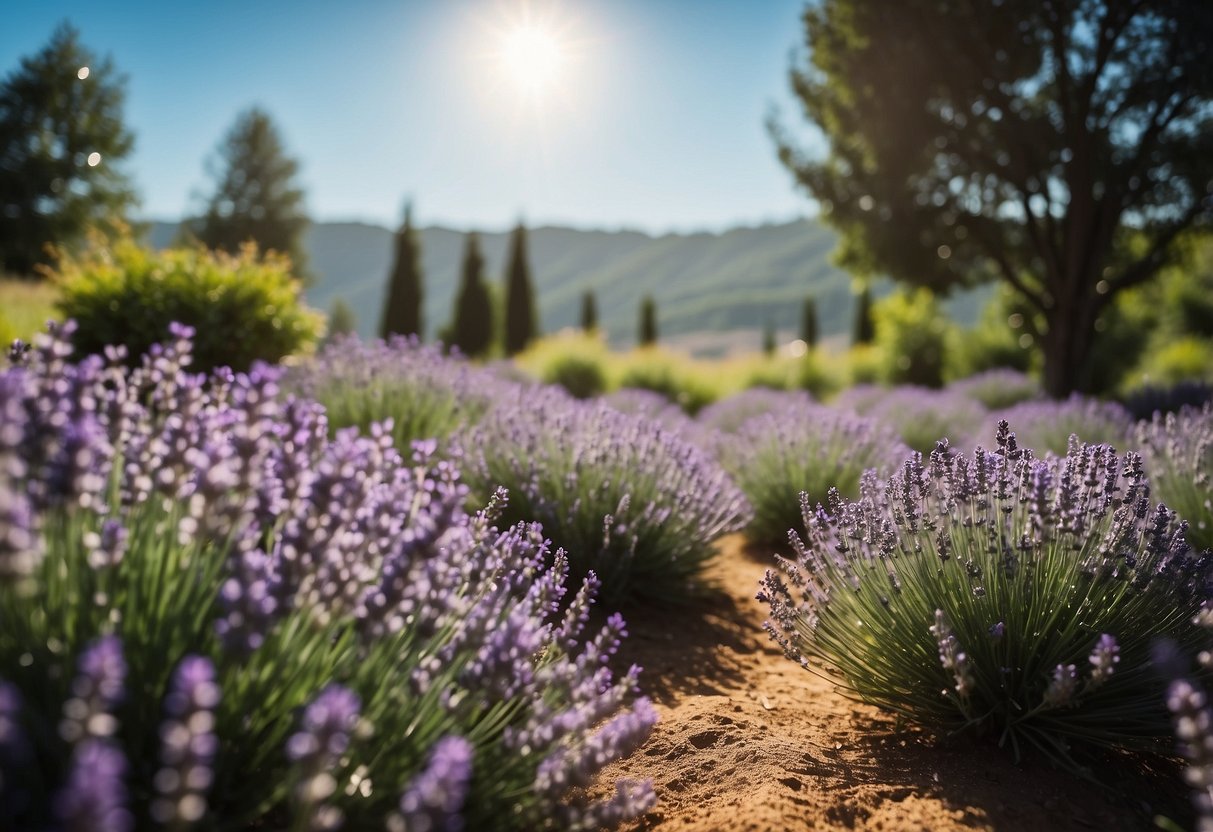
[774,0,1213,396]
[0,23,137,275]
[189,107,310,280]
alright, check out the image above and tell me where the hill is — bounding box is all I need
[148,219,985,352]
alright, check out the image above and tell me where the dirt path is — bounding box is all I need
[599,536,1188,832]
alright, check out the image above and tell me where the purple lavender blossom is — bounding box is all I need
[61,636,126,744]
[696,388,816,435]
[151,656,220,826]
[1088,634,1120,687]
[288,685,361,830]
[930,611,974,699]
[55,740,134,832]
[982,394,1133,457]
[1136,404,1213,552]
[396,736,473,832]
[1168,678,1213,831]
[603,387,694,435]
[864,385,988,454]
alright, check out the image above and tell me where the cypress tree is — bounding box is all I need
[580,290,598,333]
[762,320,777,356]
[638,295,658,347]
[503,223,537,355]
[801,295,818,348]
[379,202,424,339]
[852,285,875,346]
[450,232,493,358]
[326,298,357,341]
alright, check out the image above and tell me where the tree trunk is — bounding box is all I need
[1041,294,1097,399]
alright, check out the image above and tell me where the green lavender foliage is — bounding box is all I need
[1137,404,1213,552]
[760,424,1212,768]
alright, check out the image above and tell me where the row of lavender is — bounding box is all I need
[0,325,673,831]
[297,336,1213,819]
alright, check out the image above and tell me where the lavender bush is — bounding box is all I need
[696,388,816,436]
[948,368,1042,410]
[865,386,987,454]
[461,386,749,604]
[718,403,909,547]
[286,334,499,452]
[0,323,656,830]
[602,388,695,435]
[759,423,1212,767]
[1137,405,1213,552]
[982,395,1133,457]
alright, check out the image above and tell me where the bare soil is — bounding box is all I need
[598,535,1189,832]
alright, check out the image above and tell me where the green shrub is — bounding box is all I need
[874,288,951,388]
[619,360,715,415]
[53,238,322,372]
[760,426,1211,769]
[543,352,608,399]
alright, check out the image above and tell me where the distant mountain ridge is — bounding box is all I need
[148,219,985,352]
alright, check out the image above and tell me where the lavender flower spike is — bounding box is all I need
[1043,664,1078,708]
[1087,634,1120,688]
[152,656,220,826]
[55,740,134,832]
[288,684,362,831]
[61,635,127,744]
[1168,679,1213,832]
[394,736,473,832]
[929,611,974,699]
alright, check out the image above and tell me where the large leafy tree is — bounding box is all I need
[773,0,1213,397]
[503,223,538,355]
[379,202,424,340]
[189,107,310,279]
[0,23,137,275]
[449,232,493,358]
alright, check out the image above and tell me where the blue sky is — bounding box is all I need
[1,0,821,233]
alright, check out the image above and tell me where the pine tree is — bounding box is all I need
[379,202,424,339]
[503,223,537,355]
[580,290,598,333]
[449,232,493,358]
[326,298,357,341]
[852,285,875,346]
[190,108,310,280]
[0,23,137,275]
[801,295,818,348]
[638,295,658,347]
[762,320,777,356]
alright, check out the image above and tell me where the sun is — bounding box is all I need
[496,23,566,99]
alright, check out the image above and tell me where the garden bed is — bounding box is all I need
[599,536,1188,831]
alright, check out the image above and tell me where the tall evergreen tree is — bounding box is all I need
[326,298,357,341]
[638,295,658,347]
[580,289,598,333]
[450,232,493,358]
[762,320,777,356]
[190,107,310,280]
[379,202,424,339]
[503,223,538,355]
[801,295,819,348]
[0,23,137,275]
[852,285,875,346]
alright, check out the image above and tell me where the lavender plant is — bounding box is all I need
[759,423,1212,767]
[0,322,656,830]
[982,395,1133,457]
[1137,405,1213,553]
[602,388,695,436]
[286,334,499,452]
[948,368,1042,410]
[696,388,816,436]
[718,403,909,547]
[865,386,987,454]
[460,386,749,604]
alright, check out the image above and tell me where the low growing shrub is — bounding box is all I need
[617,361,715,416]
[461,387,750,604]
[718,403,909,547]
[287,334,499,452]
[759,424,1212,768]
[982,395,1133,457]
[52,237,322,372]
[696,388,816,436]
[603,387,694,434]
[0,323,656,829]
[1136,404,1213,553]
[949,368,1042,410]
[545,352,609,399]
[866,386,987,454]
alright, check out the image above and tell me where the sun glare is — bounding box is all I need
[497,23,565,98]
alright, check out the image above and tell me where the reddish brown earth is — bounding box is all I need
[597,535,1189,832]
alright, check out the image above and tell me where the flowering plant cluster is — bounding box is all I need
[286,333,501,453]
[695,388,816,436]
[948,368,1042,410]
[716,403,908,547]
[0,323,656,830]
[864,386,988,454]
[981,394,1133,457]
[602,388,694,435]
[1137,404,1213,553]
[461,385,750,604]
[759,423,1212,766]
